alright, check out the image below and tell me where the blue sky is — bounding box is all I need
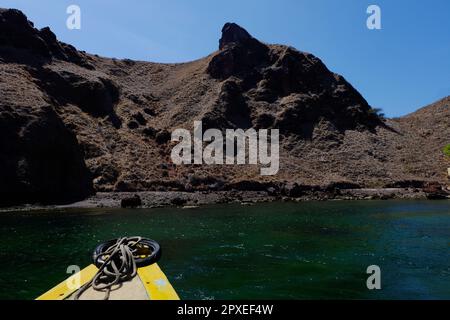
[1,0,449,117]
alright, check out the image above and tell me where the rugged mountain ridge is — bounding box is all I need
[206,22,381,135]
[0,9,449,206]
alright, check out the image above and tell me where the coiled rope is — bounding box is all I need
[74,236,158,300]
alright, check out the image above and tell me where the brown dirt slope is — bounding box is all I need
[0,10,449,205]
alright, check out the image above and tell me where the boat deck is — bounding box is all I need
[36,263,179,300]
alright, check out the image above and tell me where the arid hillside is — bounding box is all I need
[0,9,449,205]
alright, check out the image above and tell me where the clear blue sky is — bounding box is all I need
[1,0,449,117]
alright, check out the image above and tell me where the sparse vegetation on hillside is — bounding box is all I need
[443,144,450,157]
[369,107,385,119]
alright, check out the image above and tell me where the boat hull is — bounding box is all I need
[36,263,179,300]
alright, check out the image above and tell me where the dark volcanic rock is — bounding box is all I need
[0,9,49,57]
[143,108,156,116]
[385,180,426,188]
[132,112,147,125]
[423,182,449,200]
[203,78,251,129]
[225,180,277,192]
[1,10,449,204]
[121,194,142,208]
[324,182,362,191]
[208,23,269,82]
[31,68,120,117]
[0,8,92,68]
[127,120,139,129]
[171,197,187,206]
[208,23,382,138]
[282,183,309,197]
[219,23,254,50]
[0,106,93,206]
[142,126,157,138]
[155,130,171,144]
[255,113,275,129]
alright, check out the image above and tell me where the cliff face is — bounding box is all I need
[0,9,449,205]
[0,10,94,205]
[206,23,381,135]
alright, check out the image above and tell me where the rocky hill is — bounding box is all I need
[0,9,449,206]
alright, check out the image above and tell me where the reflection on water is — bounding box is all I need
[0,200,449,299]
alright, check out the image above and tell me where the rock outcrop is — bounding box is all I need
[0,8,92,68]
[207,23,382,137]
[219,23,255,49]
[0,105,92,206]
[0,9,94,205]
[32,67,120,118]
[1,9,449,205]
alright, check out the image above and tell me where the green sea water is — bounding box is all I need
[1,200,449,300]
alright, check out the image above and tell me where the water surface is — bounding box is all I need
[1,200,449,299]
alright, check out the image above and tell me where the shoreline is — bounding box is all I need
[2,188,449,212]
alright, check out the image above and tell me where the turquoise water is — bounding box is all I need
[1,200,449,300]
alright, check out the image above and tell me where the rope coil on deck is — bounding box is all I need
[74,236,161,300]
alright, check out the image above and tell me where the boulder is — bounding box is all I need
[127,120,139,129]
[423,182,448,200]
[121,194,142,208]
[171,197,187,206]
[282,183,310,197]
[132,112,147,125]
[155,130,171,144]
[142,127,157,138]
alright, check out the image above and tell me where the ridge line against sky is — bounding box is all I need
[1,0,449,117]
